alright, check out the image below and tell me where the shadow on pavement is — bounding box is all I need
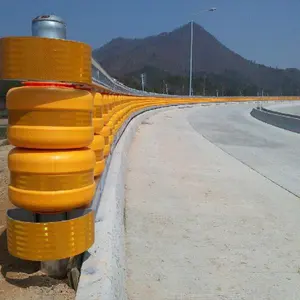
[0,229,65,288]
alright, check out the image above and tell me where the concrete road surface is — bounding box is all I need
[267,101,300,116]
[189,103,300,197]
[125,104,300,300]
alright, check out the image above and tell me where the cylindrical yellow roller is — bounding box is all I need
[93,93,104,134]
[7,208,94,261]
[0,37,91,84]
[109,134,113,146]
[88,134,105,177]
[102,94,110,125]
[107,95,114,120]
[111,95,119,116]
[100,125,111,157]
[7,86,94,149]
[107,120,114,145]
[8,148,96,213]
[107,95,118,139]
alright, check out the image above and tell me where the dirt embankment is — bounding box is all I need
[0,145,75,300]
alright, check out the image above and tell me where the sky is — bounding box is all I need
[0,0,299,69]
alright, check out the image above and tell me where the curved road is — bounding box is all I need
[189,103,300,197]
[267,101,300,116]
[125,103,300,300]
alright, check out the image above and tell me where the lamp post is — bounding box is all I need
[189,7,216,96]
[141,73,146,91]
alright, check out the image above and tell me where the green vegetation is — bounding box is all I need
[94,23,300,96]
[117,66,300,96]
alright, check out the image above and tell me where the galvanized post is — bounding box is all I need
[32,15,69,278]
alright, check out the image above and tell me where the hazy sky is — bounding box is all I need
[0,0,299,69]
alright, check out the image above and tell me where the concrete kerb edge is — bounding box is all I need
[76,104,192,300]
[260,107,300,120]
[250,107,300,134]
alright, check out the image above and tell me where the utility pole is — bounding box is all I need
[203,75,206,96]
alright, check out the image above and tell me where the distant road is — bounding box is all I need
[189,103,300,196]
[266,101,300,116]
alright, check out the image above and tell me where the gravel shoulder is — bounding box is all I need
[125,106,300,300]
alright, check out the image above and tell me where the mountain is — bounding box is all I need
[93,23,300,96]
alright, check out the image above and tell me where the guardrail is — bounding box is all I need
[0,13,300,289]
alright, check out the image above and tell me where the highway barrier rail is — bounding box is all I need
[0,14,300,283]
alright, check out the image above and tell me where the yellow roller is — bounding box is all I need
[88,134,105,177]
[109,134,113,146]
[0,37,91,84]
[93,93,104,134]
[7,208,94,261]
[8,147,96,213]
[7,86,94,149]
[102,94,110,125]
[107,94,114,119]
[101,125,111,157]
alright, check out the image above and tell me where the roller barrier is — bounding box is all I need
[0,33,211,265]
[0,14,300,284]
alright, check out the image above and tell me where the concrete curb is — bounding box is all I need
[260,107,300,120]
[250,107,300,134]
[76,105,183,300]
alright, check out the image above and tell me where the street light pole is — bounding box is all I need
[141,73,146,91]
[188,7,216,97]
[189,20,194,97]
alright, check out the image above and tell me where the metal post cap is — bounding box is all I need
[32,15,66,39]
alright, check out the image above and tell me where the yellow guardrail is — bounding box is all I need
[0,32,300,263]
